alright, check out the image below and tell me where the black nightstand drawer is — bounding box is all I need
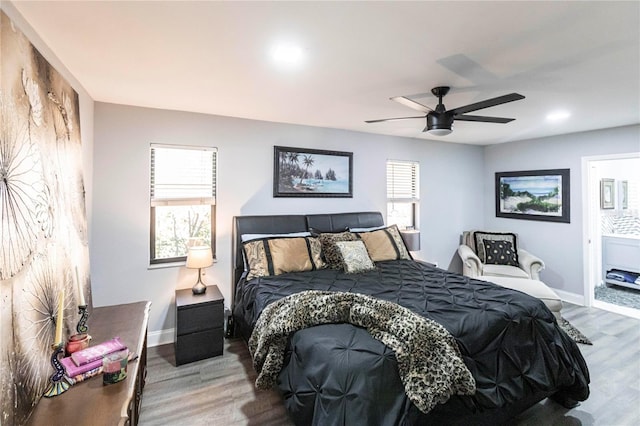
[177,303,223,336]
[175,285,225,366]
[175,328,224,365]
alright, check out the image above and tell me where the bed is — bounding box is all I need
[231,212,590,425]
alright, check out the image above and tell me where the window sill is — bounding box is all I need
[147,258,218,270]
[148,261,185,270]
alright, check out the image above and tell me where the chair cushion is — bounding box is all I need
[483,276,563,316]
[482,264,530,279]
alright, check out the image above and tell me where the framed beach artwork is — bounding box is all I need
[274,146,353,198]
[495,169,570,223]
[621,180,628,209]
[600,178,615,209]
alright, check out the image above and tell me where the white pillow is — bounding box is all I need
[348,225,386,232]
[241,231,311,242]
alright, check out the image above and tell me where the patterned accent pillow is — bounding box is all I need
[483,240,518,266]
[334,240,375,273]
[473,231,518,265]
[243,239,269,279]
[318,231,358,269]
[242,237,325,280]
[355,224,411,262]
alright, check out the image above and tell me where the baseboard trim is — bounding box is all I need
[554,289,586,306]
[148,328,174,347]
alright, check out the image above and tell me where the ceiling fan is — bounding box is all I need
[366,86,525,136]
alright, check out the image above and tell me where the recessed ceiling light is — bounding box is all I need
[270,42,305,70]
[546,111,571,121]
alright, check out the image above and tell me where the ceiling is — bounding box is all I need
[11,1,640,145]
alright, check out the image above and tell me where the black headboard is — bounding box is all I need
[232,211,384,296]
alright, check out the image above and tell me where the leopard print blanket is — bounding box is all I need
[248,290,476,414]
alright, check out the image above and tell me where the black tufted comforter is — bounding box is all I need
[234,259,590,425]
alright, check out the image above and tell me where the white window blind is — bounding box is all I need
[150,145,217,206]
[387,160,419,202]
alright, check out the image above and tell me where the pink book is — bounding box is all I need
[71,337,127,366]
[61,356,104,377]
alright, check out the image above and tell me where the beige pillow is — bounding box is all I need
[355,224,411,262]
[243,237,325,280]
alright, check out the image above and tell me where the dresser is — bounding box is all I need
[175,285,224,366]
[26,301,151,426]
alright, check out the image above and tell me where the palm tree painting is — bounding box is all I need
[274,146,353,197]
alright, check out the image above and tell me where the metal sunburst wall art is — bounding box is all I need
[1,11,91,424]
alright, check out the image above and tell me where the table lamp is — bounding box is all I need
[400,229,421,252]
[186,245,213,295]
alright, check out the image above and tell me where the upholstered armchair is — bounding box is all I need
[458,230,545,280]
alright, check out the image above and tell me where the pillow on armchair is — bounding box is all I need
[473,231,519,266]
[482,239,519,266]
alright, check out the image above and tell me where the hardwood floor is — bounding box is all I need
[138,336,290,426]
[513,303,640,426]
[138,303,640,425]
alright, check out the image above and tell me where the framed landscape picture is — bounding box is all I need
[274,146,353,198]
[600,178,615,209]
[495,169,570,223]
[621,180,628,209]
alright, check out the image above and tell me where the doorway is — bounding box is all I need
[583,153,640,319]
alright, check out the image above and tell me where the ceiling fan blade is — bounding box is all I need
[455,115,515,123]
[450,93,525,115]
[390,96,433,113]
[365,115,426,123]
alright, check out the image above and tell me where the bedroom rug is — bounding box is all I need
[594,284,640,310]
[558,317,592,345]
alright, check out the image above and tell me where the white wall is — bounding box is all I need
[92,102,485,336]
[484,125,640,296]
[597,158,640,212]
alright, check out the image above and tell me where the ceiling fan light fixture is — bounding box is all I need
[427,128,453,136]
[425,111,453,136]
[366,86,524,136]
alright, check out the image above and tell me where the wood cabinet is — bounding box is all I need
[26,301,151,426]
[175,285,224,366]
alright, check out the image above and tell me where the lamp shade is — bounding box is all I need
[400,230,421,252]
[186,246,213,269]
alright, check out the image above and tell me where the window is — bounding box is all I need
[386,160,419,229]
[150,144,217,264]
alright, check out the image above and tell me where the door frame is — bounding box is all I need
[582,152,640,318]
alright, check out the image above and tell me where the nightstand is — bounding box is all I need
[175,285,224,366]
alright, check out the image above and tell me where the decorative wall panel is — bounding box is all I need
[1,11,90,424]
